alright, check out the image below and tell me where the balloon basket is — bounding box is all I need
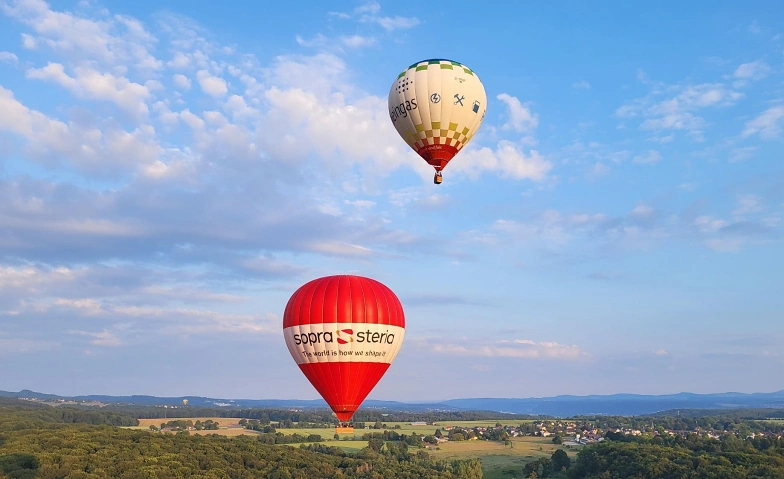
[335,426,354,434]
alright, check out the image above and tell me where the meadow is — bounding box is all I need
[760,419,784,426]
[275,419,535,439]
[427,436,579,479]
[131,417,263,436]
[128,417,573,476]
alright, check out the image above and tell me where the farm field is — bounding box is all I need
[128,418,540,442]
[129,417,261,436]
[135,417,246,428]
[126,417,575,476]
[283,440,368,453]
[760,419,784,424]
[276,419,535,440]
[427,437,579,479]
[190,428,261,436]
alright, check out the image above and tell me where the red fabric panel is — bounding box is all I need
[299,362,390,422]
[283,275,405,328]
[416,143,458,171]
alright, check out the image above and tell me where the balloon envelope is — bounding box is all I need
[388,59,487,173]
[282,275,405,422]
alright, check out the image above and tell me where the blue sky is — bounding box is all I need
[0,0,782,402]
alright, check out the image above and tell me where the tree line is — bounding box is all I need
[0,404,483,478]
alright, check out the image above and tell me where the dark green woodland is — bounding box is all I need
[2,398,784,478]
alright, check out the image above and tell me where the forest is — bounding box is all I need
[2,399,784,478]
[0,400,482,478]
[100,404,530,425]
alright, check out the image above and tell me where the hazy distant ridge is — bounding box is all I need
[2,389,783,417]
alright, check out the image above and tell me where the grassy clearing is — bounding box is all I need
[125,417,574,476]
[189,429,261,436]
[128,418,257,436]
[428,436,572,461]
[274,420,535,440]
[136,417,246,428]
[283,440,368,453]
[426,437,580,478]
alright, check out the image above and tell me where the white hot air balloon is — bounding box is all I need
[388,59,487,184]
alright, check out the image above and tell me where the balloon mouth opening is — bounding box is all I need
[334,410,355,422]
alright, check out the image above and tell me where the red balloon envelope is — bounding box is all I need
[282,275,405,422]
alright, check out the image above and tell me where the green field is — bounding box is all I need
[284,440,369,452]
[276,419,535,440]
[279,422,573,478]
[760,419,784,425]
[128,418,567,477]
[428,436,579,479]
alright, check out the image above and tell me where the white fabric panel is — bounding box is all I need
[284,324,405,365]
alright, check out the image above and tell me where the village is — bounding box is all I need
[415,418,784,446]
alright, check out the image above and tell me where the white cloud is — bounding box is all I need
[0,85,164,175]
[373,16,419,31]
[172,73,191,90]
[618,81,743,135]
[733,60,771,80]
[2,0,161,71]
[631,203,654,217]
[295,34,328,49]
[354,1,381,14]
[632,150,662,164]
[732,194,762,217]
[497,93,539,132]
[728,146,757,163]
[56,298,102,315]
[742,106,784,139]
[21,33,37,49]
[196,69,228,97]
[0,265,75,292]
[653,349,667,356]
[430,338,590,360]
[462,198,767,257]
[26,62,151,118]
[72,329,122,347]
[345,199,375,209]
[223,94,258,122]
[0,51,19,63]
[179,108,205,130]
[306,241,375,258]
[331,1,420,31]
[257,73,425,179]
[453,141,552,181]
[693,216,727,234]
[586,161,610,180]
[340,35,376,48]
[295,33,376,51]
[168,52,190,69]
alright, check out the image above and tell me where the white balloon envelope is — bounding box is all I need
[388,59,487,184]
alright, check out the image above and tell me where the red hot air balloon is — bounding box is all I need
[283,275,405,433]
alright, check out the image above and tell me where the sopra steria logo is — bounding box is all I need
[336,328,353,344]
[293,329,396,345]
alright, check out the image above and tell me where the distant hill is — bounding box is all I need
[440,390,784,416]
[3,388,784,417]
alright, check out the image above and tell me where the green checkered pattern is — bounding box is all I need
[397,59,475,78]
[403,121,473,151]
